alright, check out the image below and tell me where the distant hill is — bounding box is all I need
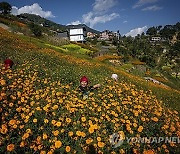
[17,13,100,34]
[17,13,66,31]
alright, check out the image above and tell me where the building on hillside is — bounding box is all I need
[99,30,120,41]
[57,31,69,40]
[99,30,110,40]
[87,32,97,38]
[114,31,121,40]
[69,27,86,42]
[151,36,161,42]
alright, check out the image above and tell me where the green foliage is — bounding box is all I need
[61,44,94,56]
[44,36,70,46]
[18,13,65,31]
[0,1,12,14]
[28,23,42,37]
[101,40,108,46]
[159,25,176,40]
[146,26,157,36]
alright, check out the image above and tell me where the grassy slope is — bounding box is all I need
[0,28,180,153]
[0,27,179,112]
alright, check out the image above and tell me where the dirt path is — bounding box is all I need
[0,23,11,31]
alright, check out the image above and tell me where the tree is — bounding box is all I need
[177,32,180,40]
[28,23,42,37]
[146,27,157,36]
[168,42,180,59]
[0,2,12,14]
[159,25,176,40]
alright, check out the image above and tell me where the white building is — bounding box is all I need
[69,27,86,42]
[151,36,161,41]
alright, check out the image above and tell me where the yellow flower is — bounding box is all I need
[76,131,81,136]
[22,133,29,140]
[151,117,158,122]
[137,126,143,132]
[12,124,17,129]
[40,151,46,154]
[118,131,125,140]
[143,149,155,154]
[55,140,62,148]
[9,119,16,126]
[53,130,59,136]
[134,111,138,117]
[170,126,176,132]
[66,146,71,152]
[68,131,74,137]
[66,118,71,123]
[81,117,86,122]
[89,127,94,134]
[97,137,101,142]
[51,120,56,125]
[98,142,105,148]
[20,141,25,147]
[7,144,15,151]
[56,122,61,127]
[9,103,14,107]
[86,138,93,144]
[1,124,8,134]
[80,132,86,137]
[61,129,65,133]
[0,79,6,86]
[43,133,48,140]
[52,105,58,110]
[44,119,49,123]
[33,119,37,123]
[141,117,146,122]
[133,123,137,128]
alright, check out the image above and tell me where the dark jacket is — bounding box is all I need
[78,85,94,95]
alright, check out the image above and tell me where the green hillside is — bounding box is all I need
[0,25,180,154]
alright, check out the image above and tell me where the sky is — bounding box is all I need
[3,0,180,37]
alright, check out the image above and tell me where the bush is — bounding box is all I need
[28,23,42,37]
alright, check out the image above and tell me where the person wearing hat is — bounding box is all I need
[79,76,101,99]
[4,59,14,69]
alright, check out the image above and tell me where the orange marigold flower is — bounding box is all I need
[66,118,71,123]
[33,119,37,123]
[88,127,94,134]
[143,149,155,154]
[44,119,49,123]
[55,140,62,148]
[66,146,71,152]
[7,144,15,151]
[86,138,93,144]
[97,142,105,148]
[81,117,86,122]
[51,120,56,125]
[151,117,158,122]
[53,130,59,136]
[56,122,61,127]
[76,131,81,136]
[97,137,101,142]
[9,119,16,126]
[43,133,48,140]
[137,126,143,132]
[68,131,73,137]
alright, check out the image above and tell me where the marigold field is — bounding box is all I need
[0,28,180,153]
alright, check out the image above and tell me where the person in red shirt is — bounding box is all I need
[4,59,14,69]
